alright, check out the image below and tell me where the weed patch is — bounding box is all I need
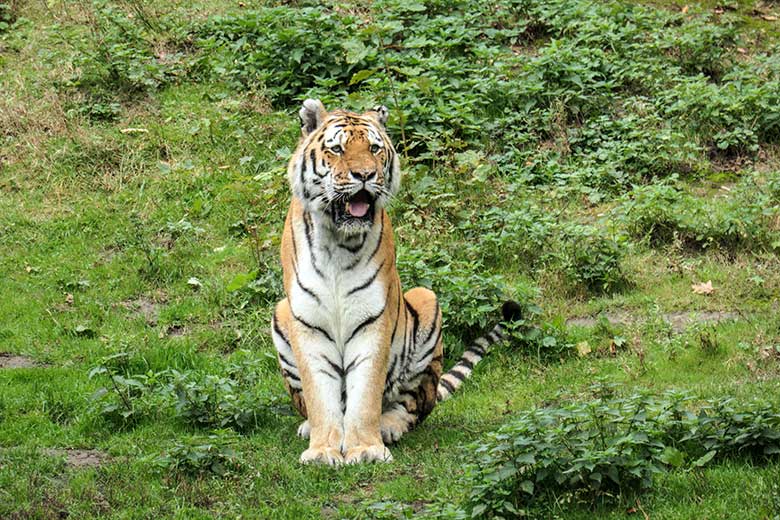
[457,389,780,518]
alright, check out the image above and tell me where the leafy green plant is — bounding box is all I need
[559,227,628,294]
[87,352,281,431]
[615,173,780,252]
[152,431,244,477]
[0,1,17,33]
[87,353,162,428]
[459,390,780,518]
[169,369,276,431]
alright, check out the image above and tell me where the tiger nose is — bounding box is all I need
[350,170,376,181]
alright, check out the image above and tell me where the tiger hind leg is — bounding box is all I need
[271,298,309,434]
[380,287,443,444]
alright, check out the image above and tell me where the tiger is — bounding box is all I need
[271,99,521,465]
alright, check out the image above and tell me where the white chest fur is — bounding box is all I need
[288,212,387,354]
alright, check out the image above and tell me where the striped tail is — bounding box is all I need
[436,301,523,402]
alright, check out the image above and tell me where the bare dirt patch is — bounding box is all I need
[43,449,109,468]
[119,295,162,326]
[566,310,740,332]
[165,324,186,337]
[0,353,39,368]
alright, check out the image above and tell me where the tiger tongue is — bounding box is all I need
[347,201,369,218]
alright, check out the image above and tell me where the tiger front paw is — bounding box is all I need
[299,447,344,466]
[297,420,311,439]
[344,444,393,464]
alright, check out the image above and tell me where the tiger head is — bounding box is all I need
[287,99,401,235]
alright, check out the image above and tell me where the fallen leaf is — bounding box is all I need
[120,127,148,134]
[65,293,74,305]
[187,277,202,290]
[681,5,689,13]
[576,341,592,357]
[761,15,778,21]
[691,280,715,295]
[737,47,747,54]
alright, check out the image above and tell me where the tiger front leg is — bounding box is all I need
[341,328,393,464]
[289,323,347,466]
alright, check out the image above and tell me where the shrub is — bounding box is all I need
[616,173,780,252]
[152,431,244,477]
[559,227,628,293]
[170,367,278,432]
[460,390,780,518]
[87,353,281,432]
[0,2,17,33]
[396,244,506,338]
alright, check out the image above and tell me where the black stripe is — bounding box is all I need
[466,345,486,357]
[344,255,362,270]
[322,355,344,377]
[292,311,333,342]
[298,157,309,199]
[302,212,324,278]
[338,233,367,254]
[449,368,468,381]
[318,369,338,380]
[460,357,474,370]
[405,298,420,342]
[385,356,397,382]
[389,307,399,349]
[420,299,440,347]
[417,327,441,366]
[386,148,394,187]
[398,286,409,373]
[277,351,295,369]
[487,331,500,343]
[344,355,368,376]
[345,300,387,345]
[290,221,298,259]
[294,266,321,304]
[283,370,300,382]
[364,216,385,266]
[347,260,384,296]
[272,318,291,348]
[310,149,325,178]
[439,377,456,394]
[430,327,443,357]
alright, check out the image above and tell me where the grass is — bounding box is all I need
[1,0,780,518]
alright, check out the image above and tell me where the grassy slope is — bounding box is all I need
[1,1,780,518]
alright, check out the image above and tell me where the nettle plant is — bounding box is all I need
[0,2,17,33]
[614,172,780,252]
[87,352,283,432]
[459,389,780,517]
[151,431,245,478]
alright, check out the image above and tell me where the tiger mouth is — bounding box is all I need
[332,190,375,227]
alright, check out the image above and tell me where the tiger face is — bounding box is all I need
[288,99,401,236]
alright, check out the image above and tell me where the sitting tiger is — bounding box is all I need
[271,99,520,465]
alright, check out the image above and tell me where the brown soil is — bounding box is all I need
[0,353,38,368]
[43,448,109,468]
[119,295,160,326]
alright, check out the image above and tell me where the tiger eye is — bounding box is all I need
[331,145,343,154]
[370,144,380,153]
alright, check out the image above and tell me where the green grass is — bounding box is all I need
[1,0,780,518]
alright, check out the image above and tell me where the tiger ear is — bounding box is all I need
[368,105,389,127]
[299,99,328,136]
